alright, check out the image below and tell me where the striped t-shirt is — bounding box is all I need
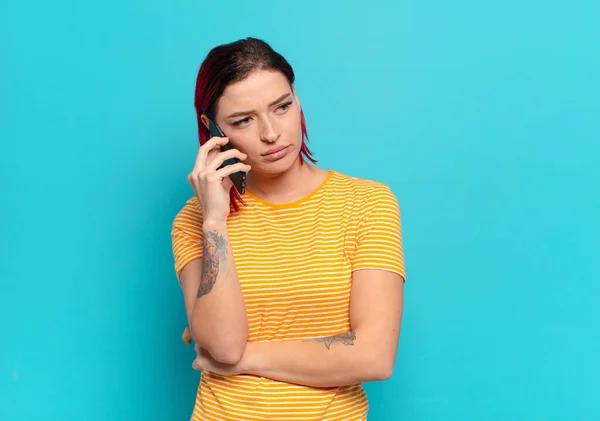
[171,170,406,421]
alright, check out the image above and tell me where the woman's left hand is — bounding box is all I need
[182,326,192,345]
[192,345,245,376]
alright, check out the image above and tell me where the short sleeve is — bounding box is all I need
[171,200,204,283]
[351,185,406,281]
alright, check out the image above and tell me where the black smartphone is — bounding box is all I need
[208,118,247,194]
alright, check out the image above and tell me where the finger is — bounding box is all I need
[192,358,201,371]
[193,136,229,172]
[189,149,221,186]
[204,147,221,168]
[192,356,207,371]
[205,149,248,172]
[222,176,234,191]
[194,136,228,171]
[182,327,192,345]
[213,162,252,179]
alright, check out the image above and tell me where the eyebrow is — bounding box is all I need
[225,93,292,119]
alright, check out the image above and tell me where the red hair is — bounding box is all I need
[193,38,316,213]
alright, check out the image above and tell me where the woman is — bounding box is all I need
[171,37,406,421]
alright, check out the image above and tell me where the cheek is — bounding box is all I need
[288,111,303,142]
[232,140,260,163]
[229,134,255,155]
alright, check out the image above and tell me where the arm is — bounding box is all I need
[179,219,248,364]
[189,183,404,377]
[238,269,404,388]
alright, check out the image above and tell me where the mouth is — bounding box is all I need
[262,145,291,161]
[262,145,289,156]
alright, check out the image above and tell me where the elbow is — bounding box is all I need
[373,361,395,381]
[210,341,247,365]
[191,324,248,365]
[367,354,396,382]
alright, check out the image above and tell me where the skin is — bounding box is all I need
[180,70,329,363]
[199,69,331,205]
[181,69,405,388]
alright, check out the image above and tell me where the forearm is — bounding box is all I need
[242,331,393,388]
[191,220,248,363]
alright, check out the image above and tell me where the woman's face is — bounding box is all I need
[204,70,303,175]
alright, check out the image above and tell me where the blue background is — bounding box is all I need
[2,0,599,420]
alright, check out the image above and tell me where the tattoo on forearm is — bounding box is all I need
[197,231,228,298]
[305,332,357,350]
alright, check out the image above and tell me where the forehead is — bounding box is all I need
[217,70,292,114]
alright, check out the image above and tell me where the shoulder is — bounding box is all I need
[328,171,398,206]
[172,196,203,234]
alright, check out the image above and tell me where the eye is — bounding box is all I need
[232,117,252,127]
[277,100,293,111]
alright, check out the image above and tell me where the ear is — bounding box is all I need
[200,114,210,130]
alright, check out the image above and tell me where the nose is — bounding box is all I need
[259,117,280,144]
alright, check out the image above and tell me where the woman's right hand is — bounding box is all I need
[187,136,251,223]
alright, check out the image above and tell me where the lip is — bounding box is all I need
[262,145,289,156]
[262,145,290,162]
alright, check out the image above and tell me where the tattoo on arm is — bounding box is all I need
[197,230,228,298]
[305,332,357,350]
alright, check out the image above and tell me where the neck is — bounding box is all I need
[246,156,316,202]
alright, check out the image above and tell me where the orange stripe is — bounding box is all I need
[172,171,405,419]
